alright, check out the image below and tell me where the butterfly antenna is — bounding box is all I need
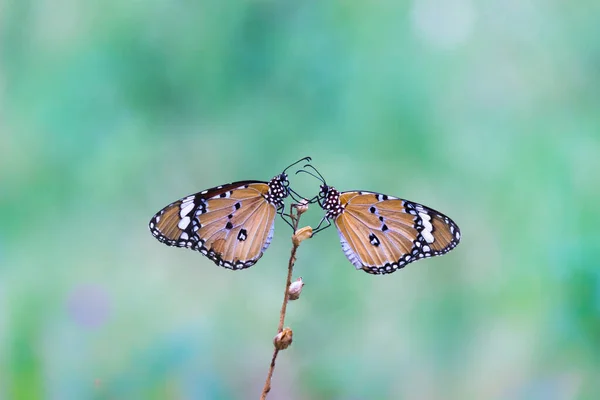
[295,169,324,184]
[296,164,326,184]
[304,164,326,183]
[295,166,326,204]
[282,156,312,175]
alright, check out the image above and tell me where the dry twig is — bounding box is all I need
[260,202,311,400]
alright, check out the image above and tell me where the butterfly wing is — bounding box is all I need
[149,181,278,270]
[334,191,460,275]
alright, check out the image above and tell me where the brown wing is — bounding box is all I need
[335,191,460,275]
[149,181,278,269]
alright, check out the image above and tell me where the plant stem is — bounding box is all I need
[260,206,303,400]
[260,349,279,400]
[277,232,300,333]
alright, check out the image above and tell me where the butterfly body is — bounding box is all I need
[149,173,291,270]
[316,184,461,275]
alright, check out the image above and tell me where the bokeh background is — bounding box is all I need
[2,0,600,399]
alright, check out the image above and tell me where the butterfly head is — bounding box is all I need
[266,156,312,206]
[317,184,330,203]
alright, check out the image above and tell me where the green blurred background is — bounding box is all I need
[2,0,600,399]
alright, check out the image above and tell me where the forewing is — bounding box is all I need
[335,191,461,275]
[149,181,277,269]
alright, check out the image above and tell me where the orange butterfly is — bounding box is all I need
[149,157,311,269]
[300,166,461,275]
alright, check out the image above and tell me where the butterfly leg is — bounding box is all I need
[277,206,296,230]
[311,217,331,235]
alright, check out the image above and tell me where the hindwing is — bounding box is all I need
[334,191,460,275]
[149,181,278,269]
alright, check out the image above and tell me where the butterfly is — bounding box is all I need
[149,157,311,270]
[299,165,461,275]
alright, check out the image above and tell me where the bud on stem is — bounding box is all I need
[288,277,304,301]
[273,328,293,350]
[292,226,313,246]
[293,199,309,215]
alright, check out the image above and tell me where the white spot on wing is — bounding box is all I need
[419,212,435,243]
[178,216,190,230]
[180,202,194,218]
